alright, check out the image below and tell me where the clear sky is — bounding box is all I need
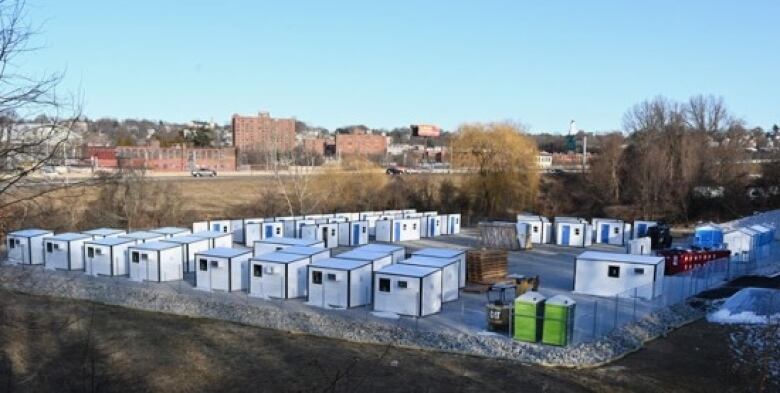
[20,0,780,132]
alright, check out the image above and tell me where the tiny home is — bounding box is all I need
[400,256,459,301]
[592,218,625,245]
[441,214,462,235]
[191,230,233,248]
[161,235,211,273]
[335,213,360,222]
[327,216,348,224]
[277,246,331,264]
[693,224,724,249]
[81,228,126,240]
[207,219,232,235]
[574,251,665,300]
[356,244,406,263]
[632,220,657,240]
[244,221,284,246]
[195,248,252,292]
[84,237,135,276]
[300,223,339,249]
[254,237,325,256]
[554,218,592,247]
[404,212,423,218]
[249,252,310,299]
[516,215,551,244]
[373,264,442,317]
[375,218,420,242]
[6,229,53,265]
[306,258,373,309]
[724,229,750,260]
[120,231,165,245]
[626,237,652,255]
[411,248,467,288]
[43,233,91,271]
[422,211,438,216]
[291,219,316,238]
[192,221,208,233]
[235,218,264,244]
[337,220,369,246]
[401,209,416,214]
[128,242,184,282]
[335,250,393,271]
[420,215,442,238]
[150,227,191,238]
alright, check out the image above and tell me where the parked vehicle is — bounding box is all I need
[191,168,217,177]
[385,167,405,175]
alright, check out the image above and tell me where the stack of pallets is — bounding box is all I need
[466,249,508,284]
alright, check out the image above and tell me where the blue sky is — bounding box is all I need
[21,1,780,132]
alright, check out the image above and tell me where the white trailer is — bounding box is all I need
[516,215,552,244]
[300,223,339,249]
[191,221,208,233]
[356,244,406,263]
[441,214,462,235]
[632,220,657,239]
[626,237,652,255]
[554,219,592,247]
[592,218,625,245]
[574,251,665,300]
[128,242,184,282]
[411,247,467,288]
[420,215,442,238]
[400,256,459,302]
[150,227,191,239]
[6,229,53,265]
[306,258,373,309]
[81,228,126,240]
[161,235,211,273]
[244,221,284,246]
[191,230,233,248]
[84,237,135,276]
[254,237,324,256]
[207,219,232,235]
[373,264,442,317]
[43,233,91,271]
[119,231,166,245]
[375,218,420,242]
[335,250,393,271]
[337,221,369,246]
[194,248,252,292]
[234,218,264,244]
[249,252,310,299]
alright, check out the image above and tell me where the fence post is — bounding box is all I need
[592,300,598,340]
[613,294,619,331]
[633,287,638,321]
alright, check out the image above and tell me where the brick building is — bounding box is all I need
[335,133,388,157]
[85,146,236,172]
[302,138,328,156]
[232,111,296,152]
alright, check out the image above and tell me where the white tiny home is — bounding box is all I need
[291,219,316,238]
[335,213,359,222]
[191,221,208,233]
[632,220,657,239]
[128,242,184,282]
[373,264,442,317]
[554,219,592,247]
[337,221,369,246]
[150,227,191,238]
[375,218,420,242]
[195,247,252,292]
[208,219,232,235]
[404,212,423,218]
[359,211,382,220]
[191,230,233,248]
[249,252,310,299]
[626,237,652,255]
[235,218,264,244]
[84,237,135,276]
[276,217,297,238]
[400,256,459,302]
[516,215,552,244]
[6,229,53,265]
[401,209,416,214]
[120,231,166,245]
[161,235,211,273]
[592,218,625,245]
[422,211,438,216]
[411,247,467,288]
[335,250,393,271]
[420,215,442,238]
[306,258,373,309]
[356,244,406,263]
[383,209,404,216]
[441,214,462,235]
[254,237,325,256]
[574,251,665,300]
[277,245,331,264]
[43,233,91,271]
[244,221,284,246]
[327,216,348,224]
[300,223,339,248]
[724,229,754,260]
[81,228,126,240]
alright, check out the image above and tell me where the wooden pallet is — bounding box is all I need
[466,249,508,284]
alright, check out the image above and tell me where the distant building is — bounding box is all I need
[302,138,328,156]
[85,146,236,172]
[231,111,296,152]
[336,133,388,157]
[536,152,553,169]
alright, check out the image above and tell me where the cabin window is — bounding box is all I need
[141,254,148,261]
[223,227,228,233]
[533,226,539,233]
[379,278,391,292]
[199,259,207,271]
[362,227,366,233]
[131,252,140,263]
[455,218,459,224]
[87,247,94,258]
[403,224,407,230]
[614,227,620,234]
[276,227,281,235]
[95,248,102,255]
[46,242,53,253]
[331,229,336,236]
[253,265,262,277]
[8,239,14,249]
[397,280,408,289]
[327,273,337,281]
[275,247,283,251]
[634,267,645,275]
[608,265,620,278]
[413,223,417,230]
[574,228,580,236]
[312,271,322,284]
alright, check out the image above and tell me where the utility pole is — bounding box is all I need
[582,134,587,173]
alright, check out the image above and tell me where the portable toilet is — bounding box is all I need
[42,233,91,271]
[191,230,233,248]
[373,264,442,317]
[400,256,460,302]
[516,215,552,244]
[592,218,625,245]
[441,214,462,235]
[542,295,576,346]
[84,237,135,277]
[254,237,324,256]
[300,223,339,249]
[150,227,191,239]
[119,231,165,245]
[249,252,310,299]
[724,229,750,260]
[128,242,184,282]
[749,224,773,246]
[277,246,331,264]
[355,244,406,263]
[81,228,126,240]
[513,291,546,343]
[632,220,657,240]
[335,250,393,271]
[411,248,467,288]
[194,248,252,292]
[244,221,284,246]
[161,235,211,273]
[693,224,724,249]
[337,221,369,246]
[375,218,420,242]
[306,258,373,309]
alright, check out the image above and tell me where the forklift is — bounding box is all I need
[486,274,540,331]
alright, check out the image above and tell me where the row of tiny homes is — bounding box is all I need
[517,214,658,247]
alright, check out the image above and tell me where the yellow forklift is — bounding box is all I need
[486,274,540,331]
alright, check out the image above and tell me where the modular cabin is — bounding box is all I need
[335,250,393,271]
[275,217,298,238]
[161,235,211,273]
[81,228,126,240]
[404,212,423,218]
[373,264,442,317]
[382,209,404,216]
[592,218,626,246]
[574,251,665,300]
[400,256,459,301]
[207,219,232,235]
[375,218,420,242]
[195,248,252,292]
[43,233,91,271]
[191,221,208,233]
[244,221,284,246]
[334,213,360,222]
[356,244,406,263]
[626,237,652,255]
[516,215,552,244]
[327,216,348,224]
[440,214,462,235]
[234,218,264,244]
[401,209,416,215]
[249,252,310,299]
[254,237,325,256]
[419,215,442,238]
[306,258,373,309]
[693,224,724,249]
[300,222,339,249]
[6,229,53,265]
[337,221,369,246]
[724,229,751,260]
[277,245,331,264]
[554,218,592,247]
[191,230,233,248]
[632,220,657,240]
[411,247,467,288]
[422,211,438,216]
[290,219,316,238]
[150,227,191,239]
[128,242,184,282]
[119,231,166,245]
[84,237,135,276]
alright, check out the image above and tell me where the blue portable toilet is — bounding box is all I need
[693,224,724,249]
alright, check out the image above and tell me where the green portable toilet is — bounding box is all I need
[513,291,546,342]
[542,295,576,346]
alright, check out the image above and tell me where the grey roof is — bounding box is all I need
[150,227,190,235]
[412,248,465,258]
[251,252,307,264]
[161,236,210,245]
[130,241,181,251]
[277,246,330,257]
[357,244,404,254]
[577,251,664,265]
[82,228,125,236]
[121,231,164,240]
[255,237,323,247]
[9,229,52,237]
[196,247,251,259]
[192,230,231,239]
[86,237,136,246]
[376,263,438,277]
[45,232,91,242]
[400,256,457,268]
[309,257,372,270]
[336,250,388,261]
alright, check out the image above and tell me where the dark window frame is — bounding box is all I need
[379,278,391,292]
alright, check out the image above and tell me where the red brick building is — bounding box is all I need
[232,111,296,152]
[302,138,328,156]
[85,146,236,172]
[335,133,388,157]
